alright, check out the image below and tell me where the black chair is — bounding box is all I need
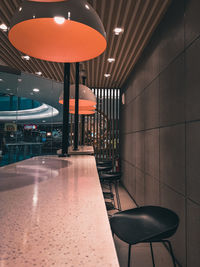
[110,206,179,267]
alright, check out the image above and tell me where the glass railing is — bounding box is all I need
[0,70,64,166]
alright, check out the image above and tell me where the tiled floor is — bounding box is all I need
[106,183,176,267]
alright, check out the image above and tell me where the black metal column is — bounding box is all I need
[61,63,70,156]
[81,76,86,145]
[74,62,79,150]
[81,115,85,145]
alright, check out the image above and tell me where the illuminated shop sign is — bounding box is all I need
[24,124,37,130]
[4,123,17,132]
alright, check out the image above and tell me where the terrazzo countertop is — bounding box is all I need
[0,156,119,267]
[57,146,94,156]
[68,146,94,155]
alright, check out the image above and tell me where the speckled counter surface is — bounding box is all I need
[0,156,119,267]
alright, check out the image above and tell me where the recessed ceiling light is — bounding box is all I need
[85,4,90,10]
[33,88,40,92]
[21,55,30,60]
[18,78,22,82]
[113,27,124,35]
[19,7,22,12]
[0,23,8,32]
[42,120,46,123]
[0,79,3,82]
[107,58,115,63]
[104,74,111,78]
[6,88,11,91]
[54,16,65,24]
[35,72,42,76]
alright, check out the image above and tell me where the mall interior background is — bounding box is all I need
[0,71,120,166]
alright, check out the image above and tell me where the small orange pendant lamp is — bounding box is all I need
[59,84,96,115]
[8,0,107,62]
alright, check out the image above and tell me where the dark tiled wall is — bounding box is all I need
[120,0,200,266]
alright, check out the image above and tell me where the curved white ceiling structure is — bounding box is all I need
[0,104,59,121]
[0,70,62,123]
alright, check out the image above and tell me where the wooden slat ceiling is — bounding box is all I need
[0,0,171,89]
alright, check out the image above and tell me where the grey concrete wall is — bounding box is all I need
[120,0,200,266]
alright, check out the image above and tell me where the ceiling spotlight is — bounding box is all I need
[0,79,3,82]
[18,78,22,82]
[0,23,8,32]
[104,74,111,78]
[113,27,124,35]
[33,88,40,92]
[6,88,11,91]
[21,55,30,60]
[35,72,42,76]
[85,4,90,10]
[107,58,115,63]
[54,16,65,25]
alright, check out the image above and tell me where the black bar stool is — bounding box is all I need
[110,206,179,267]
[96,160,113,166]
[97,165,113,173]
[99,172,121,211]
[96,160,122,212]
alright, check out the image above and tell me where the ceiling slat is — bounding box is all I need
[0,0,171,89]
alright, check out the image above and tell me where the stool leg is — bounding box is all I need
[115,180,121,211]
[109,181,116,209]
[164,240,176,267]
[150,242,155,267]
[128,244,131,267]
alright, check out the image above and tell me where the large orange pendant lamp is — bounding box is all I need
[8,0,107,62]
[59,84,96,115]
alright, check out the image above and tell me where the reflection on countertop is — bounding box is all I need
[0,156,71,192]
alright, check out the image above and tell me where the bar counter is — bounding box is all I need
[0,155,119,267]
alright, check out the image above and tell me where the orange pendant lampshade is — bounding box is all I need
[59,84,96,115]
[9,0,106,62]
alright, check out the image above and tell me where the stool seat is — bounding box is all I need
[110,206,179,267]
[110,206,179,245]
[96,160,112,167]
[103,191,114,199]
[97,165,113,173]
[100,172,121,181]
